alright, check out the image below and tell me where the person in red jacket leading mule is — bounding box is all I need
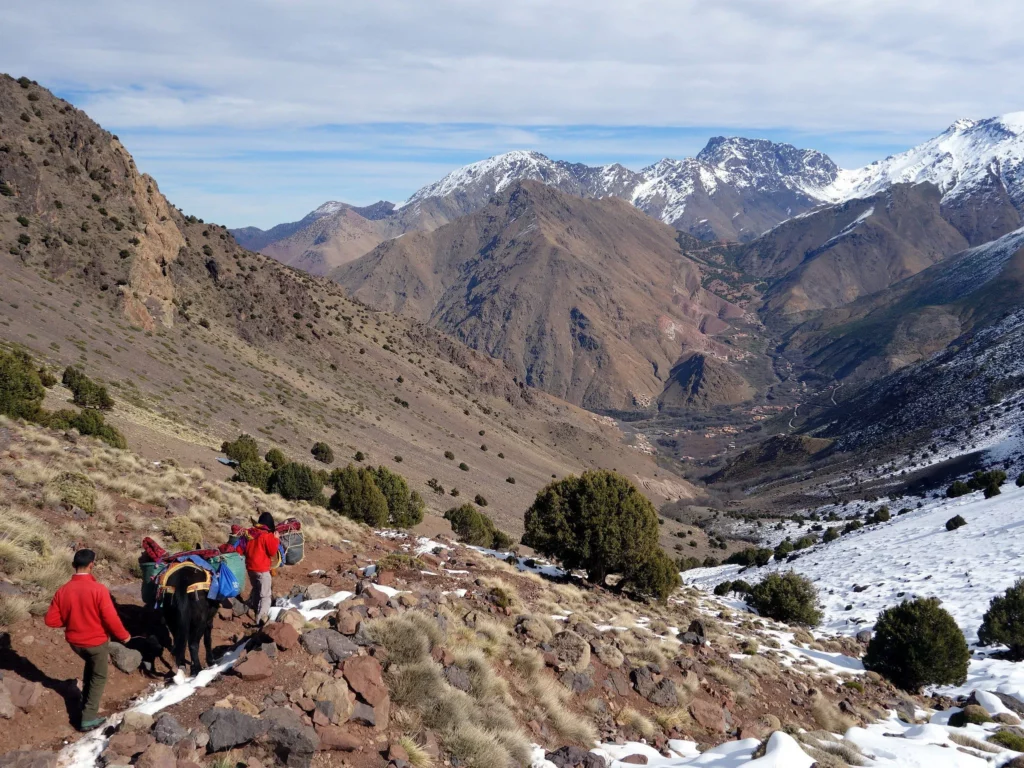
[245,512,280,626]
[44,549,131,731]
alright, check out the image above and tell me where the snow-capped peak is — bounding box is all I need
[309,201,346,219]
[822,111,1024,207]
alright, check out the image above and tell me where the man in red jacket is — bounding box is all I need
[45,549,131,731]
[244,512,280,626]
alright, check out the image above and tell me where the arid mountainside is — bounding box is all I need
[333,181,752,411]
[0,73,695,527]
[733,183,971,316]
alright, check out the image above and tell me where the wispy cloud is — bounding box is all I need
[3,0,1020,226]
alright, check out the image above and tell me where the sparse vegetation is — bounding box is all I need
[221,433,261,464]
[863,597,969,691]
[946,514,967,531]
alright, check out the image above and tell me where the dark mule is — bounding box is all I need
[161,564,218,676]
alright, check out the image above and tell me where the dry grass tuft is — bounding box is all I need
[618,706,656,739]
[948,732,1000,754]
[810,695,855,734]
[0,594,32,626]
[398,735,433,768]
[366,612,444,663]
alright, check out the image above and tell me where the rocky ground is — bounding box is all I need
[0,420,963,768]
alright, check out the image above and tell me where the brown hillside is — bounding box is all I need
[0,73,697,530]
[333,181,750,411]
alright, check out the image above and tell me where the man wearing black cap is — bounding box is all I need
[44,549,131,731]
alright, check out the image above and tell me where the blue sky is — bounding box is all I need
[6,1,1023,228]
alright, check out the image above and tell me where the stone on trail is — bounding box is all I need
[134,742,176,768]
[0,750,57,768]
[0,681,15,719]
[314,725,360,751]
[334,609,362,636]
[234,650,274,681]
[109,642,143,674]
[262,622,300,651]
[2,677,42,712]
[342,655,387,705]
[300,628,358,662]
[152,713,188,746]
[304,583,335,601]
[198,707,268,752]
[121,710,155,732]
[545,745,607,768]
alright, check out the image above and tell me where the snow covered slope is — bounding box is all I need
[824,114,1024,209]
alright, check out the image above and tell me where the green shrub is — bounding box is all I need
[444,451,455,460]
[774,539,794,560]
[46,408,126,449]
[330,464,388,527]
[989,729,1024,751]
[745,572,822,626]
[823,527,841,543]
[233,460,274,492]
[969,470,1007,491]
[843,520,863,534]
[311,441,334,464]
[354,451,365,462]
[506,476,516,484]
[978,578,1024,659]
[269,462,327,505]
[730,579,751,594]
[795,534,817,550]
[947,480,970,498]
[946,515,967,531]
[62,366,113,410]
[522,470,660,585]
[474,494,488,507]
[458,462,469,472]
[444,504,510,550]
[0,349,46,420]
[368,465,424,528]
[863,597,969,692]
[624,549,681,602]
[1017,472,1024,488]
[264,448,287,469]
[984,482,1001,499]
[713,581,733,596]
[725,547,773,568]
[221,433,260,464]
[37,368,57,388]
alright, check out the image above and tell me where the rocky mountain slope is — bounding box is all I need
[332,180,753,411]
[0,73,693,526]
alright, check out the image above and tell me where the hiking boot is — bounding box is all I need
[78,716,107,732]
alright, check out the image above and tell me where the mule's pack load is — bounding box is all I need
[140,537,245,606]
[226,517,304,567]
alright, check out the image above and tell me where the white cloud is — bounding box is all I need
[4,0,1022,132]
[3,0,1021,226]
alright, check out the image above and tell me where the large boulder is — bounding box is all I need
[278,609,307,633]
[689,699,727,732]
[631,665,678,707]
[334,609,362,636]
[234,651,274,681]
[304,583,335,601]
[198,707,268,752]
[264,707,319,768]
[551,631,590,672]
[120,711,155,732]
[134,743,175,768]
[545,745,606,768]
[108,642,143,674]
[152,713,188,746]
[300,629,358,663]
[515,615,553,644]
[2,678,41,712]
[302,672,354,724]
[262,622,300,651]
[342,656,387,706]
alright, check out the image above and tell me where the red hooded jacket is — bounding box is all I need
[45,574,130,648]
[244,527,280,573]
